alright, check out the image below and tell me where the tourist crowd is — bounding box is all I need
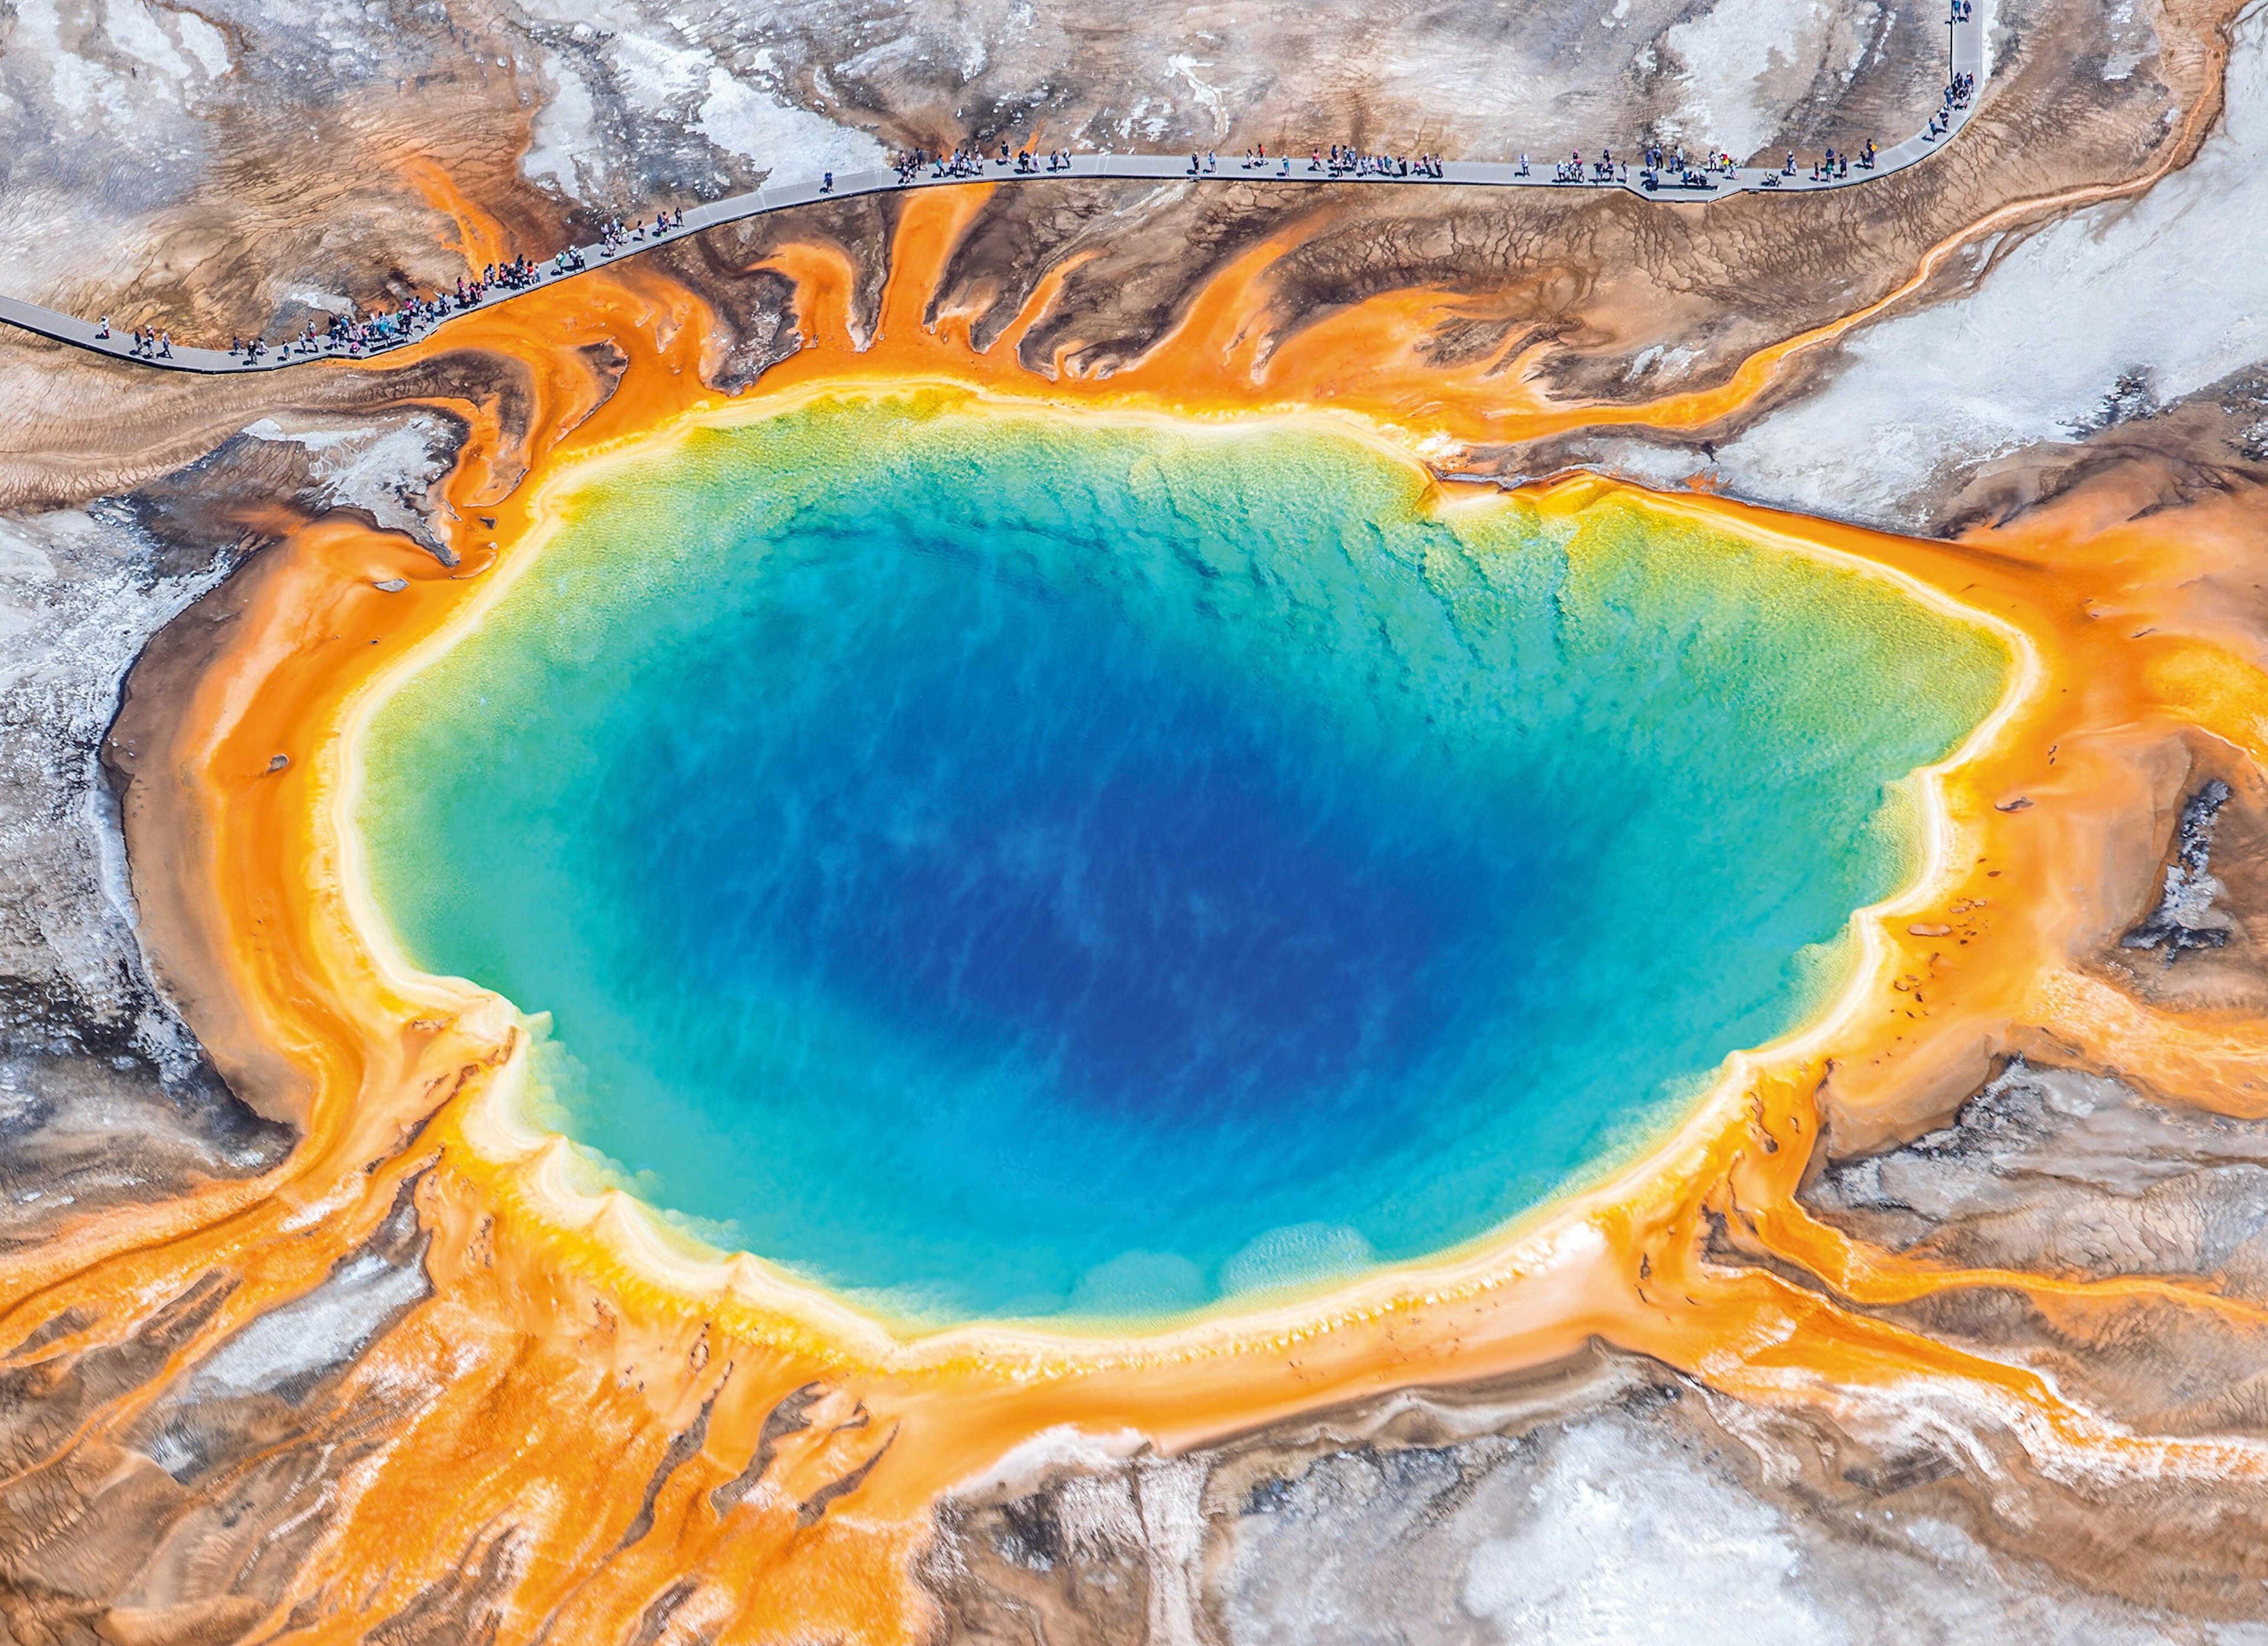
[97,209,686,366]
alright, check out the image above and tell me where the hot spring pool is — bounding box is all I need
[358,396,2005,1325]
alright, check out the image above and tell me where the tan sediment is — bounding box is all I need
[11,174,2268,1641]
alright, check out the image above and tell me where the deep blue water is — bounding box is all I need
[360,397,2005,1325]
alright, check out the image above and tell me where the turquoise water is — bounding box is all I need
[360,396,2005,1325]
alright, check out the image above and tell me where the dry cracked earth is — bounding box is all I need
[7,0,2268,1637]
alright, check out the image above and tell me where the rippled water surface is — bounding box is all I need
[360,397,2005,1324]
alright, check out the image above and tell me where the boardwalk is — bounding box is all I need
[0,9,1984,376]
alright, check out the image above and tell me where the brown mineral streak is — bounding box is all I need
[9,156,2268,1644]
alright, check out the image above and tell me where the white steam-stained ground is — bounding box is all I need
[1709,2,2268,526]
[511,0,887,195]
[1217,1400,2268,1644]
[1663,0,1890,161]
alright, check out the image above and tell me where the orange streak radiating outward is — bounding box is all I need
[9,178,2268,1643]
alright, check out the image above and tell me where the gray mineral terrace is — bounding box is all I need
[0,6,1984,376]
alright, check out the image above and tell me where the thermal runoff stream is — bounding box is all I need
[356,394,2005,1325]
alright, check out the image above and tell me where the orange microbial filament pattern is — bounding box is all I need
[9,177,2268,1644]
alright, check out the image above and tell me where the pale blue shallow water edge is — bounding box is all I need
[359,396,2006,1326]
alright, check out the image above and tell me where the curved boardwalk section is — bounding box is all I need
[0,9,1984,376]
